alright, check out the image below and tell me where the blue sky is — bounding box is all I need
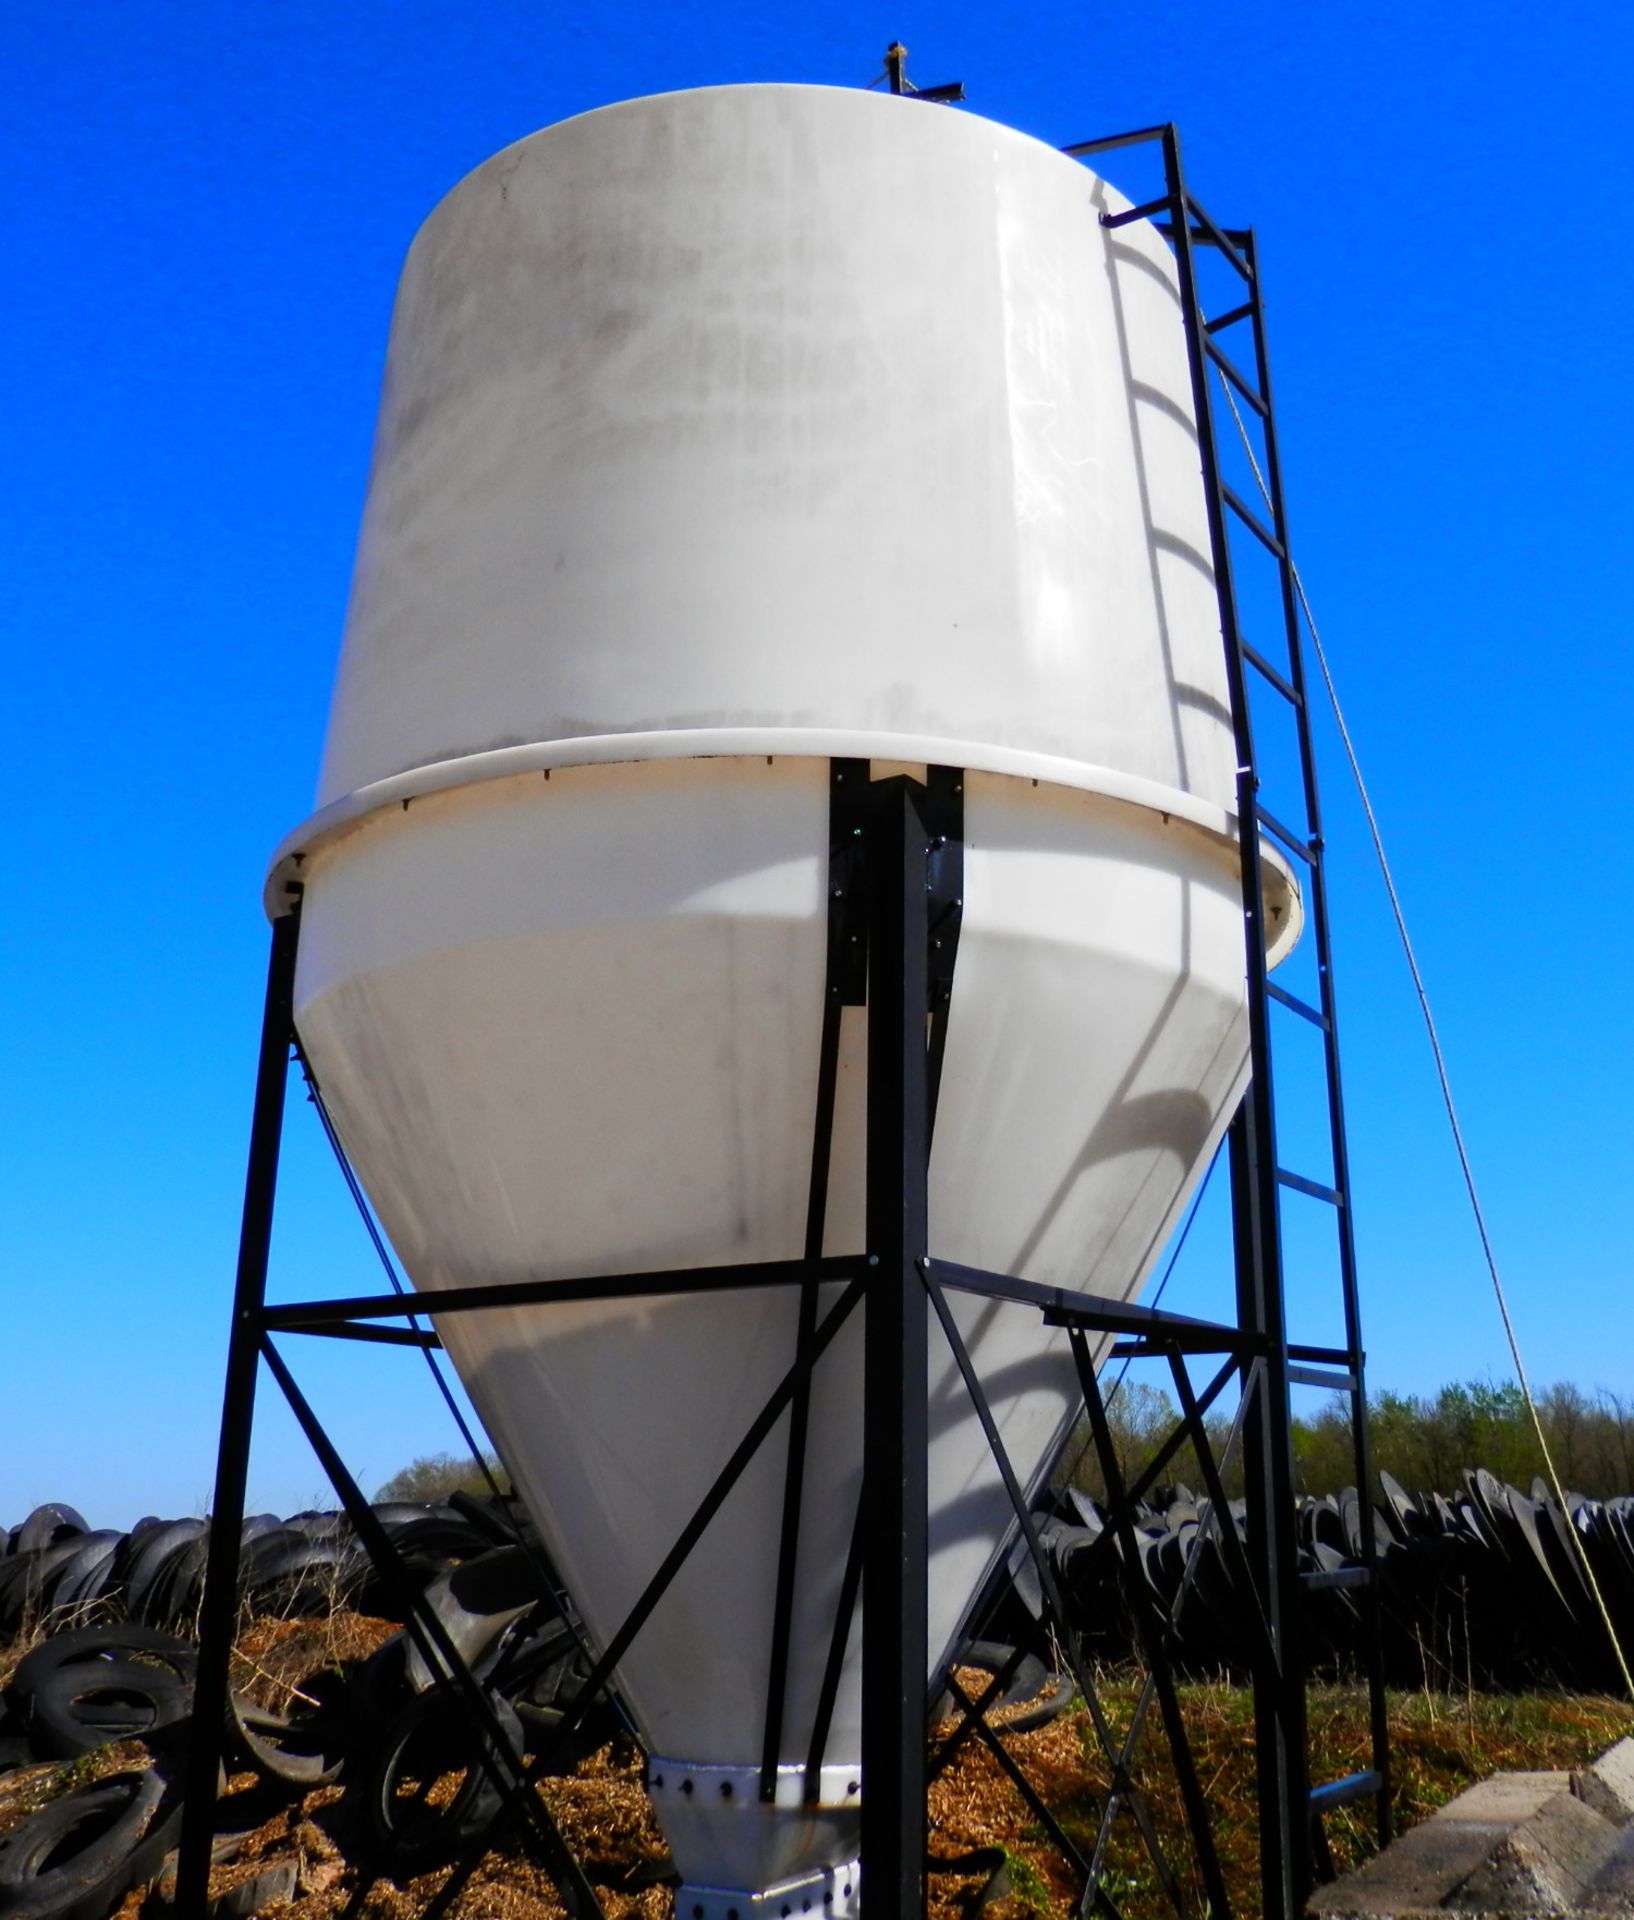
[5,1,1631,1527]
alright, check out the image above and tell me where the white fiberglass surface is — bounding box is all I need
[293,759,1252,1775]
[315,84,1232,818]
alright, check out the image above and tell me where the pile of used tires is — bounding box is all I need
[1010,1470,1634,1692]
[0,1497,622,1920]
[0,1499,1067,1919]
[0,1495,517,1640]
[6,1471,1631,1916]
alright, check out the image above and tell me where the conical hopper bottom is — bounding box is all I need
[291,755,1286,1904]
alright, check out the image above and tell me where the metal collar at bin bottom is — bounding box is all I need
[646,1757,861,1813]
[673,1858,861,1920]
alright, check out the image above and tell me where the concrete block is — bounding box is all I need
[1309,1908,1446,1920]
[1449,1791,1621,1912]
[1311,1819,1517,1913]
[1576,1739,1634,1828]
[1435,1773,1572,1825]
[1585,1826,1634,1909]
[1310,1778,1570,1913]
[1309,1770,1632,1918]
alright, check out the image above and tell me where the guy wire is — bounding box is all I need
[1220,376,1634,1706]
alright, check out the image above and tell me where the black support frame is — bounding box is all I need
[178,120,1384,1920]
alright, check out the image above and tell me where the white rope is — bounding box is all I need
[1219,378,1634,1706]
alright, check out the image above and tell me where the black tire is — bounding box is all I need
[488,1620,581,1709]
[953,1640,1045,1703]
[146,1535,211,1626]
[367,1504,440,1528]
[928,1844,1010,1910]
[40,1537,123,1620]
[236,1520,345,1612]
[939,1640,1072,1733]
[496,1623,618,1761]
[117,1799,183,1916]
[445,1491,531,1551]
[403,1547,547,1693]
[238,1530,361,1616]
[0,1769,166,1920]
[350,1632,410,1733]
[10,1627,196,1762]
[378,1510,493,1578]
[0,1724,33,1777]
[119,1521,205,1625]
[226,1688,347,1791]
[0,1544,85,1634]
[363,1690,524,1870]
[13,1509,87,1561]
[0,1560,41,1639]
[983,1674,1075,1736]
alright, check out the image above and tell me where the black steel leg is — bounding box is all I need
[174,904,301,1912]
[860,778,931,1918]
[1229,1100,1309,1917]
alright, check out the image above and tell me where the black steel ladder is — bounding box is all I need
[1066,121,1392,1918]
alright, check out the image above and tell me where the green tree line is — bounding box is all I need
[379,1379,1634,1511]
[1068,1377,1634,1504]
[375,1451,511,1502]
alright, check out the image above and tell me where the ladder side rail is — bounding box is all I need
[1241,229,1392,1848]
[1158,124,1311,1919]
[1238,228,1365,1355]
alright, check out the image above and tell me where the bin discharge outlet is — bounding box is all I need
[267,83,1299,1918]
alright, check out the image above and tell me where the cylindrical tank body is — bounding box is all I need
[272,85,1297,1914]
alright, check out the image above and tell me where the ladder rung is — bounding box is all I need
[1288,1343,1354,1366]
[1302,1566,1371,1592]
[1254,805,1314,863]
[1101,194,1173,229]
[1205,336,1269,416]
[1155,219,1257,271]
[1182,193,1254,281]
[1222,483,1286,558]
[1288,1364,1357,1392]
[1242,642,1302,707]
[1206,300,1255,335]
[1310,1771,1384,1818]
[1277,1168,1343,1207]
[1267,981,1329,1031]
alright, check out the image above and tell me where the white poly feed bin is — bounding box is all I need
[268,84,1300,1917]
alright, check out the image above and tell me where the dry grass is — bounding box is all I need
[0,1621,47,1694]
[3,1613,1627,1919]
[232,1613,400,1714]
[147,1730,671,1920]
[922,1675,1631,1920]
